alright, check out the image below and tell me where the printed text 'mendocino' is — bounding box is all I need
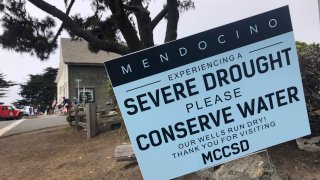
[121,19,278,75]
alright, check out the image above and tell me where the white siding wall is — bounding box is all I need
[56,63,69,104]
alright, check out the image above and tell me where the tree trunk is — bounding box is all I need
[165,0,179,42]
[108,0,143,51]
[27,0,131,55]
[130,0,154,48]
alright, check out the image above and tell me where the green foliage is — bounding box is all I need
[0,0,194,59]
[15,67,58,112]
[106,79,127,136]
[296,41,320,111]
[177,0,195,12]
[0,0,57,60]
[69,14,119,53]
[0,71,15,98]
[66,115,74,125]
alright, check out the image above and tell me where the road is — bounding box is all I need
[0,115,68,137]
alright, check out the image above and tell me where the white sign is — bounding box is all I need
[105,6,310,180]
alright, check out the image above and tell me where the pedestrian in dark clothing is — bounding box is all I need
[60,97,71,115]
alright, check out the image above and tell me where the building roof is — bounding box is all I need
[60,38,120,65]
[55,38,121,83]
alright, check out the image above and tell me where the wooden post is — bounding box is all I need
[86,103,97,138]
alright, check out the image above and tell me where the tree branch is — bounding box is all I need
[122,4,142,12]
[108,0,142,51]
[51,0,74,44]
[164,0,179,42]
[27,0,131,55]
[150,5,168,30]
[130,0,154,48]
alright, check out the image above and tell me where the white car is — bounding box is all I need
[21,106,33,116]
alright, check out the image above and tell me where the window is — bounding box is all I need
[7,106,13,110]
[76,88,95,103]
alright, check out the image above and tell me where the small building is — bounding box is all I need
[55,38,120,110]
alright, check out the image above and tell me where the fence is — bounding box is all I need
[71,103,120,138]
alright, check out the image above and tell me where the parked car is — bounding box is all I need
[19,106,33,116]
[20,108,29,116]
[0,105,24,120]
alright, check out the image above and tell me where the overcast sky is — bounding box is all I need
[0,0,319,104]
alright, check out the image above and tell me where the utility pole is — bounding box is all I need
[83,86,86,102]
[74,79,82,101]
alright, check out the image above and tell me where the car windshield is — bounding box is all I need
[8,106,14,110]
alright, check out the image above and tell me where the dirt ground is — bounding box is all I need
[0,126,319,180]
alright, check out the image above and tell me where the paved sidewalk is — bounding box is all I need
[0,115,68,137]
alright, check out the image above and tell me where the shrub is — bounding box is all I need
[66,115,74,125]
[297,42,320,112]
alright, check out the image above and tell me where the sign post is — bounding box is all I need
[74,78,82,101]
[105,6,310,180]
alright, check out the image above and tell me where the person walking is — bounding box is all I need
[59,97,71,115]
